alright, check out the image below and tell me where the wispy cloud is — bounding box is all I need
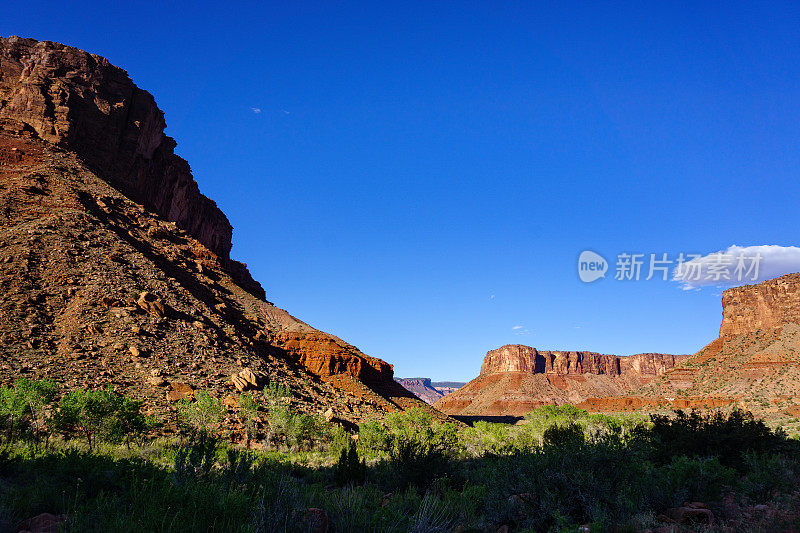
[250,107,262,114]
[673,245,800,290]
[512,325,530,335]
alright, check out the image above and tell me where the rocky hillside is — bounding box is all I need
[0,36,440,434]
[435,345,686,416]
[627,273,800,424]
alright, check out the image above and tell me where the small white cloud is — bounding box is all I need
[673,245,800,290]
[250,107,262,114]
[512,325,529,335]
[280,109,290,115]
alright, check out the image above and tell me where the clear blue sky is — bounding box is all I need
[6,2,800,381]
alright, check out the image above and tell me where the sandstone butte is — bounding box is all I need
[434,346,687,416]
[0,35,442,434]
[436,273,800,420]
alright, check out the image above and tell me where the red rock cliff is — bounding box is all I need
[480,344,686,377]
[0,37,234,263]
[719,273,800,337]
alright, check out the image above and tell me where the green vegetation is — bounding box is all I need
[0,383,798,531]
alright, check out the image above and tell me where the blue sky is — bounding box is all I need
[6,2,800,381]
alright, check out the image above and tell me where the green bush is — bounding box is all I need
[648,408,790,471]
[658,455,737,507]
[542,422,585,449]
[738,452,798,502]
[389,438,450,491]
[461,421,514,456]
[357,421,390,453]
[177,391,223,436]
[238,392,259,448]
[0,379,58,445]
[53,387,147,449]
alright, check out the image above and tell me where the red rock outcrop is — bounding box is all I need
[0,37,239,275]
[719,273,800,337]
[480,344,686,377]
[276,331,394,385]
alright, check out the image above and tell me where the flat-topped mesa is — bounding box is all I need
[480,344,686,377]
[719,273,800,337]
[0,36,259,289]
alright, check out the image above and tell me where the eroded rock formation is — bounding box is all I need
[480,344,686,377]
[0,37,233,260]
[719,273,800,337]
[435,344,688,416]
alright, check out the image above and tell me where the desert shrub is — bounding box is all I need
[320,485,381,532]
[657,455,736,507]
[738,452,799,502]
[389,438,450,491]
[263,381,291,403]
[333,444,366,486]
[461,421,515,456]
[53,387,147,449]
[177,391,223,436]
[542,422,585,449]
[386,408,435,444]
[385,408,460,456]
[285,411,323,450]
[173,431,219,484]
[251,474,302,532]
[327,424,351,456]
[409,491,456,533]
[647,408,790,471]
[263,398,323,451]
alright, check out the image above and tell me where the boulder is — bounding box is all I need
[166,382,194,401]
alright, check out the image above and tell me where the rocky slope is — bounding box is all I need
[629,273,800,424]
[0,36,440,437]
[435,345,686,416]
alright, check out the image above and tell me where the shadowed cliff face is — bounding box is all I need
[0,36,233,265]
[720,273,800,337]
